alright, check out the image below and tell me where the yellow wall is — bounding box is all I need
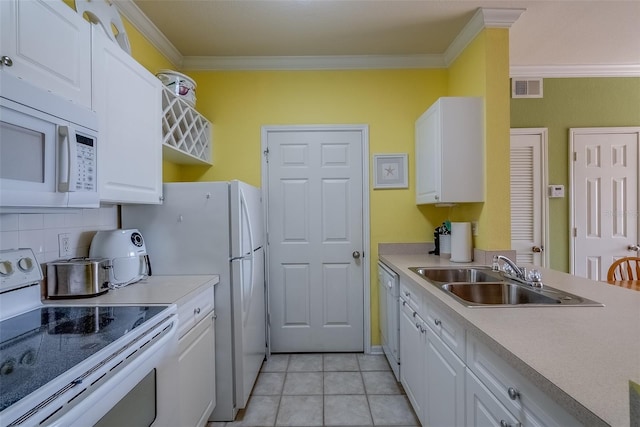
[177,69,449,344]
[447,29,511,249]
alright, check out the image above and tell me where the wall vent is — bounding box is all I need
[511,78,543,98]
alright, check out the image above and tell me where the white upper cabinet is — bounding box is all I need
[415,97,484,204]
[91,26,163,205]
[0,0,91,108]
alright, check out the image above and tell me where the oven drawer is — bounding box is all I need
[178,284,215,338]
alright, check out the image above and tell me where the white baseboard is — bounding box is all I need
[368,345,384,355]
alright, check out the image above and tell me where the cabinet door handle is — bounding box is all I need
[508,387,520,400]
[194,307,201,315]
[434,319,442,326]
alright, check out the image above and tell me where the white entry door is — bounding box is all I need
[571,127,640,280]
[510,129,548,266]
[264,126,367,352]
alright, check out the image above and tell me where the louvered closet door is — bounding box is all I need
[510,129,547,266]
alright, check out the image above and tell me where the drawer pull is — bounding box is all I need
[194,307,201,315]
[434,319,442,326]
[402,300,407,307]
[508,387,520,400]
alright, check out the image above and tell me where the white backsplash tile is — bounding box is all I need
[0,231,20,250]
[0,207,119,261]
[19,229,45,254]
[0,214,19,231]
[18,214,44,230]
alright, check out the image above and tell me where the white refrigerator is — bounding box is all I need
[122,180,266,422]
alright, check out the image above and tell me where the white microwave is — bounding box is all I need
[0,73,99,209]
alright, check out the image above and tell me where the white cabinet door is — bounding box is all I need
[399,298,425,424]
[424,330,465,427]
[91,26,162,204]
[179,314,216,427]
[0,0,91,107]
[466,369,519,427]
[415,97,484,204]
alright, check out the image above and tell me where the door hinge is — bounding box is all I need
[263,147,269,163]
[573,227,577,237]
[573,152,577,161]
[267,313,271,327]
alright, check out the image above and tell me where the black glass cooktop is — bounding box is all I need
[0,305,167,412]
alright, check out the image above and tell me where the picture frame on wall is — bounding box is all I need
[373,154,408,189]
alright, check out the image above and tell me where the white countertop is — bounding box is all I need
[44,275,219,307]
[379,254,640,427]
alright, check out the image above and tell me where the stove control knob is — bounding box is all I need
[0,358,16,375]
[0,260,13,277]
[17,257,35,272]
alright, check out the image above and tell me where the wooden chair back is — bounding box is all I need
[607,257,640,281]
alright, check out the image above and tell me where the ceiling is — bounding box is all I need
[130,0,640,74]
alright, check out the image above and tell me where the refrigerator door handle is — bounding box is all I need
[230,253,252,262]
[240,189,255,252]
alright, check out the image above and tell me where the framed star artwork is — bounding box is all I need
[373,154,408,189]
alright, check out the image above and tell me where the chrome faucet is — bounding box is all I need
[492,255,543,287]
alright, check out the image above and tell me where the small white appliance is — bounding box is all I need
[122,180,266,421]
[89,229,150,287]
[0,73,99,209]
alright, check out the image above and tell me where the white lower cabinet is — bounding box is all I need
[466,369,520,427]
[399,297,426,424]
[466,334,581,427]
[424,328,466,427]
[179,313,216,427]
[394,266,583,427]
[400,289,465,427]
[178,283,216,427]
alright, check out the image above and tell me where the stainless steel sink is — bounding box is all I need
[409,267,604,307]
[409,267,500,283]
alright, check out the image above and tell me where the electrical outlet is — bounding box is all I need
[471,221,479,236]
[58,233,72,258]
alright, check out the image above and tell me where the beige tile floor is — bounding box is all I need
[207,353,420,427]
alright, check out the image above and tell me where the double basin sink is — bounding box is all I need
[408,267,603,308]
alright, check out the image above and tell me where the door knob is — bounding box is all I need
[532,246,543,253]
[352,251,361,259]
[628,244,640,251]
[1,56,13,67]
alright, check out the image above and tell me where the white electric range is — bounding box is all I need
[0,248,179,427]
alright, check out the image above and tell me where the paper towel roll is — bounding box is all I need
[450,222,473,262]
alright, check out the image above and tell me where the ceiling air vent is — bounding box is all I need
[511,78,543,98]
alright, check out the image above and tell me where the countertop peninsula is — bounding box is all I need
[380,253,640,427]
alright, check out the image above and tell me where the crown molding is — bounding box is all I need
[101,3,640,77]
[182,54,445,71]
[444,8,525,66]
[114,0,183,68]
[510,64,640,78]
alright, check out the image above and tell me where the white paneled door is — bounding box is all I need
[571,127,640,280]
[510,129,548,266]
[264,126,366,352]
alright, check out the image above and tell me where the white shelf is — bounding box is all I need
[161,87,212,165]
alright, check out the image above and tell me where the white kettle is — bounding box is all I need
[89,229,150,287]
